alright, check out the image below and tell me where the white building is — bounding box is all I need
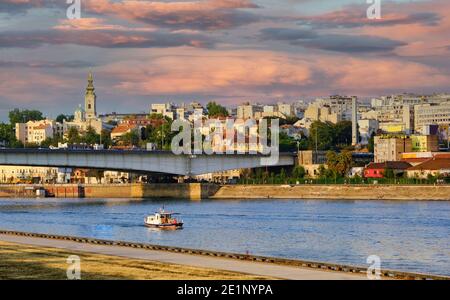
[15,119,63,145]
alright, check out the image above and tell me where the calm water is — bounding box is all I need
[0,198,448,276]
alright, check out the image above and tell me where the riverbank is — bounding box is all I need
[212,184,450,201]
[0,233,372,280]
[0,240,271,280]
[1,183,450,200]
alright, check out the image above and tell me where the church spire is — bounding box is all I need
[85,71,97,119]
[86,71,95,93]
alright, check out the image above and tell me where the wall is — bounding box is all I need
[211,184,450,201]
[0,183,219,200]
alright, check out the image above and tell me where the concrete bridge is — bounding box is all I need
[0,149,295,176]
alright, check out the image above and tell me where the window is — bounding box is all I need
[88,104,92,109]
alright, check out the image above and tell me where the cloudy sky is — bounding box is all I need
[0,0,449,121]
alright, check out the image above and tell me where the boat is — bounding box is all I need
[144,209,183,230]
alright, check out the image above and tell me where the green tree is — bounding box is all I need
[326,150,353,177]
[40,136,63,148]
[56,114,74,123]
[66,127,81,144]
[279,132,298,152]
[384,168,395,179]
[0,123,23,148]
[292,165,306,179]
[308,121,334,150]
[334,121,352,147]
[119,131,140,147]
[82,126,100,145]
[207,102,229,118]
[9,109,44,125]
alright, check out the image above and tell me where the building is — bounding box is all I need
[277,103,294,117]
[358,119,379,145]
[352,96,358,145]
[0,165,59,184]
[364,161,412,178]
[411,135,439,152]
[401,152,450,166]
[64,72,106,135]
[85,71,97,119]
[110,124,140,141]
[406,157,450,179]
[374,136,412,163]
[237,103,263,119]
[297,150,327,177]
[414,101,450,134]
[15,119,63,145]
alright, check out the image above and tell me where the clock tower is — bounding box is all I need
[85,71,97,119]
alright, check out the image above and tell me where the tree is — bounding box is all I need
[308,120,353,151]
[308,121,334,150]
[292,165,306,179]
[326,150,353,177]
[334,121,352,147]
[9,109,44,125]
[0,123,23,148]
[119,131,140,147]
[40,136,63,148]
[56,114,74,123]
[82,126,100,145]
[66,127,81,144]
[207,102,229,118]
[384,168,395,179]
[279,132,298,152]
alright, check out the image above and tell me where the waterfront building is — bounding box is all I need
[15,119,63,145]
[297,150,327,178]
[374,135,412,163]
[406,157,450,179]
[0,165,58,184]
[364,161,412,178]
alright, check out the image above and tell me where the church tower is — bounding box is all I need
[85,71,97,119]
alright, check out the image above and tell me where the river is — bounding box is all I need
[0,198,448,276]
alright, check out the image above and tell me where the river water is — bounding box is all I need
[0,198,448,276]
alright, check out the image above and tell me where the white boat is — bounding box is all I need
[144,209,183,230]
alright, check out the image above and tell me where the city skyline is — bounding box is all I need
[1,0,450,121]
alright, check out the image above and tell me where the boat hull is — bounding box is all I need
[144,223,183,230]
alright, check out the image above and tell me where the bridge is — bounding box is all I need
[0,149,295,176]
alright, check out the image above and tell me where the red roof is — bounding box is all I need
[365,161,412,170]
[407,158,450,171]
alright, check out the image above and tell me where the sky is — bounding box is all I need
[0,0,450,121]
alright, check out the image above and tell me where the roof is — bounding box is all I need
[365,161,412,170]
[111,124,137,134]
[407,158,450,171]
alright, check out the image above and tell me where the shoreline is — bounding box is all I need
[1,183,450,201]
[3,230,449,280]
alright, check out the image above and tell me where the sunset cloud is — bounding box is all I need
[0,0,450,121]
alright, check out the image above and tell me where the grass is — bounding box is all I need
[0,241,273,280]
